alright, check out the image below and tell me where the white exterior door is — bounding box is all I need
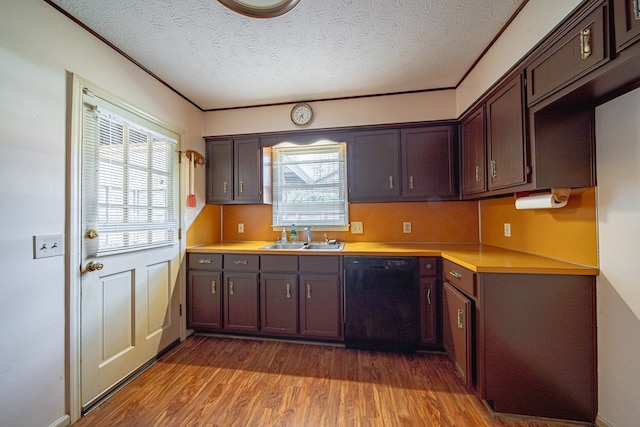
[78,88,181,410]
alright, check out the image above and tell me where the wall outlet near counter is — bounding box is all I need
[403,222,412,233]
[504,223,511,237]
[351,221,363,234]
[238,223,245,233]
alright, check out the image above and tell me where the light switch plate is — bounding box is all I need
[403,222,412,233]
[504,223,511,237]
[33,234,64,259]
[351,221,363,234]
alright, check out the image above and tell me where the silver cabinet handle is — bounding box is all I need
[580,28,592,60]
[239,180,244,193]
[634,0,640,20]
[457,308,464,329]
[223,181,228,194]
[211,280,216,294]
[475,165,481,183]
[234,259,248,265]
[426,288,431,305]
[229,281,234,295]
[409,175,414,189]
[198,258,212,264]
[449,270,462,280]
[490,160,497,178]
[286,283,291,299]
[388,175,394,189]
[307,284,312,299]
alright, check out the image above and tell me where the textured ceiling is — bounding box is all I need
[48,0,526,110]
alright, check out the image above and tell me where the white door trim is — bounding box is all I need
[66,73,187,423]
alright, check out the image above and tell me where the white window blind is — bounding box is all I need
[82,90,178,256]
[272,142,348,227]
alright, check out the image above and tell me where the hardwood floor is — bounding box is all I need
[72,335,580,427]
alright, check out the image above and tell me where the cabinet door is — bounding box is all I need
[527,3,609,105]
[614,0,640,51]
[348,130,401,202]
[486,75,528,191]
[188,271,222,330]
[234,137,262,203]
[224,272,259,332]
[419,277,439,346]
[443,282,472,388]
[461,107,487,197]
[206,140,233,203]
[299,274,342,340]
[401,126,457,200]
[260,273,298,336]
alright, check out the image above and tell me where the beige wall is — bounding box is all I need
[0,1,203,426]
[595,88,640,427]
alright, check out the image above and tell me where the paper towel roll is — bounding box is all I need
[515,193,568,210]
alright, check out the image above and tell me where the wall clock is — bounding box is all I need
[290,103,313,127]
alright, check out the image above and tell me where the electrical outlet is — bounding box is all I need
[238,223,245,233]
[403,222,412,233]
[504,223,511,237]
[33,234,64,259]
[351,221,363,234]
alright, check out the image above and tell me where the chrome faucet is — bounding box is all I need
[324,233,329,244]
[304,227,312,243]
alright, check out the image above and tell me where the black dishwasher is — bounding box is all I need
[344,256,419,352]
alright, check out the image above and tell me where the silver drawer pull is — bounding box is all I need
[449,271,462,280]
[198,259,212,264]
[426,288,431,305]
[234,259,248,265]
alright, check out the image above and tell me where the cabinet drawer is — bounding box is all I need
[526,2,609,106]
[261,255,298,272]
[419,257,439,276]
[299,255,340,273]
[443,259,476,297]
[224,254,259,270]
[188,253,222,270]
[614,0,640,52]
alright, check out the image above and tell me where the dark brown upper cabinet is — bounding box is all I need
[614,0,640,51]
[205,137,271,204]
[401,126,458,201]
[348,125,458,202]
[486,74,528,192]
[461,106,487,198]
[347,129,402,202]
[526,0,609,107]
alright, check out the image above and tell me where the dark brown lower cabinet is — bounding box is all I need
[442,281,473,388]
[224,272,259,333]
[188,270,222,330]
[260,273,298,336]
[478,274,596,423]
[298,273,342,340]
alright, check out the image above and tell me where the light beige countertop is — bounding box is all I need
[187,241,599,276]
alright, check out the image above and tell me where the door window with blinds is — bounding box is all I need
[82,90,178,256]
[271,142,348,227]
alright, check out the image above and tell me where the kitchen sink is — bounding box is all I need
[303,243,344,251]
[260,242,344,251]
[260,243,307,250]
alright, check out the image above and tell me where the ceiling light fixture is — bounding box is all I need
[218,0,300,18]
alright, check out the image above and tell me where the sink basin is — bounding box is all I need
[260,242,344,251]
[303,243,344,251]
[260,243,307,250]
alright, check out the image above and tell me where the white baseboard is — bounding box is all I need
[595,415,613,427]
[49,415,71,427]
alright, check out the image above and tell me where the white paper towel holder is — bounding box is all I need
[515,188,571,210]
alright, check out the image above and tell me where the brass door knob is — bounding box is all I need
[86,229,99,239]
[82,261,104,273]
